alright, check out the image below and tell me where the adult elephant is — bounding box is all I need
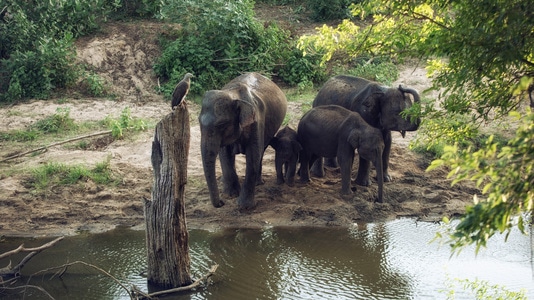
[199,72,288,210]
[312,75,421,184]
[298,105,385,202]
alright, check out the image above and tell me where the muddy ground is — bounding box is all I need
[0,15,478,237]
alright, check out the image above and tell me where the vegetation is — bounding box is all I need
[299,0,534,252]
[444,277,527,300]
[0,0,120,102]
[154,0,326,99]
[29,157,119,193]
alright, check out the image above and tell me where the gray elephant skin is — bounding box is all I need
[298,105,385,202]
[269,126,302,186]
[199,72,288,210]
[312,75,420,183]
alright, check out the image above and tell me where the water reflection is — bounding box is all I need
[0,219,532,300]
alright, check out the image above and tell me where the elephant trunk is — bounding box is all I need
[374,149,384,203]
[399,86,420,103]
[398,86,421,133]
[201,136,225,208]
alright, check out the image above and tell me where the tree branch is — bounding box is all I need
[0,130,112,162]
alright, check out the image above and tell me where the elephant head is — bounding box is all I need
[351,82,421,137]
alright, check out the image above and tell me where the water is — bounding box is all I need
[1,219,532,299]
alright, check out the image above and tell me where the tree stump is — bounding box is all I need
[145,105,192,288]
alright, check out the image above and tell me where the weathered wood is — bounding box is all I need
[0,237,64,278]
[145,105,192,288]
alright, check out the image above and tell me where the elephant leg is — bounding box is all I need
[338,147,354,195]
[238,147,261,210]
[310,158,325,177]
[299,152,312,183]
[275,157,285,185]
[355,156,371,186]
[325,157,339,168]
[257,155,265,186]
[220,146,240,197]
[382,130,392,182]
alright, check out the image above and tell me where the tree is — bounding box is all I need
[298,0,534,252]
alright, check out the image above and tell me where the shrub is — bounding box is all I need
[307,0,360,21]
[0,0,118,102]
[155,0,294,97]
[279,48,327,86]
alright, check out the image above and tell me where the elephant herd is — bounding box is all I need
[198,72,421,210]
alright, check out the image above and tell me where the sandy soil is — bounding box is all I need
[0,19,477,237]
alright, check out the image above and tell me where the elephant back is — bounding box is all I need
[313,75,374,109]
[226,72,288,146]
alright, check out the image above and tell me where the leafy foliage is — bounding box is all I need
[428,110,534,252]
[444,277,527,300]
[307,0,359,21]
[0,0,119,102]
[103,107,148,139]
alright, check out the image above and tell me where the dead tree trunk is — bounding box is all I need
[145,105,192,288]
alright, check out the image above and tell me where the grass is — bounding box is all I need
[29,157,120,193]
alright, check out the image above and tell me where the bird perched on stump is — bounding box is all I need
[171,73,194,109]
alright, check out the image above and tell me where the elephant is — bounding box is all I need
[199,72,288,210]
[269,126,302,186]
[311,75,421,184]
[297,105,385,202]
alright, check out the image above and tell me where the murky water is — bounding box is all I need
[1,219,532,299]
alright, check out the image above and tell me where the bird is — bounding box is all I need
[171,73,194,109]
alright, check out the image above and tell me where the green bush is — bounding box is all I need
[336,57,399,86]
[2,34,78,101]
[155,0,294,97]
[279,48,327,86]
[307,0,360,21]
[0,0,118,102]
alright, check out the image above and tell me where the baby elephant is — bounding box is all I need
[270,126,302,186]
[298,105,385,202]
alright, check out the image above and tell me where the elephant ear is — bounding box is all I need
[236,86,257,128]
[354,83,384,108]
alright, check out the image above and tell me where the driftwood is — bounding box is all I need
[131,264,219,299]
[0,130,112,162]
[0,237,64,279]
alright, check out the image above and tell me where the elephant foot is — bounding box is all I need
[238,199,256,211]
[211,199,225,208]
[256,177,265,186]
[299,177,311,184]
[276,178,285,185]
[223,184,240,197]
[354,178,370,187]
[286,178,295,187]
